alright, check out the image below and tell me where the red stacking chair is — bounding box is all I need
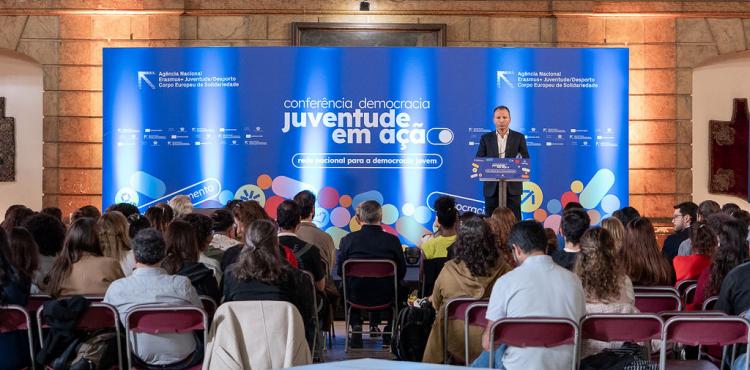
[579,313,663,362]
[684,284,698,307]
[125,305,208,370]
[488,317,579,370]
[440,297,486,364]
[341,259,398,353]
[464,302,489,364]
[634,286,680,295]
[25,294,51,314]
[676,280,698,299]
[634,292,682,313]
[0,305,36,370]
[660,315,750,370]
[36,302,123,368]
[301,270,322,362]
[199,296,217,320]
[703,296,719,311]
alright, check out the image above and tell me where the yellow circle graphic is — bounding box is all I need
[521,181,544,213]
[570,180,584,193]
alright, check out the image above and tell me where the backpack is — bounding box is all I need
[579,342,657,370]
[390,300,436,361]
[51,329,120,370]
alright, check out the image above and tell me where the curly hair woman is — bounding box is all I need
[423,216,512,364]
[576,227,636,357]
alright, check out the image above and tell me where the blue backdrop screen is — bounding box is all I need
[103,47,628,246]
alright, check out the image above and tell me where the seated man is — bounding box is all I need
[472,220,586,369]
[337,200,406,348]
[293,190,337,273]
[277,200,326,291]
[104,228,203,366]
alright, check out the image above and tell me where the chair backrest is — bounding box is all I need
[463,302,489,364]
[342,259,397,278]
[634,292,682,313]
[301,270,320,360]
[25,294,51,313]
[660,315,750,370]
[676,279,698,297]
[683,284,697,305]
[580,313,663,343]
[441,297,486,363]
[200,296,217,319]
[0,305,35,370]
[702,296,719,311]
[489,317,579,369]
[658,310,726,322]
[125,305,207,335]
[633,286,679,295]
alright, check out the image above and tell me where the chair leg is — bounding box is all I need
[344,305,350,353]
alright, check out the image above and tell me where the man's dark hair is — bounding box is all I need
[182,213,213,247]
[293,190,316,219]
[40,207,63,222]
[22,213,66,257]
[614,206,640,226]
[132,228,166,265]
[210,209,235,232]
[564,202,584,211]
[434,196,458,229]
[493,105,511,116]
[106,203,140,218]
[71,205,101,222]
[127,213,151,239]
[277,200,302,230]
[698,200,721,221]
[674,202,698,223]
[722,203,741,216]
[561,208,590,244]
[508,220,547,254]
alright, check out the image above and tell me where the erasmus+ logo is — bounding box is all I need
[138,71,156,90]
[496,70,514,88]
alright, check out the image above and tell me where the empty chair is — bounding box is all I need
[488,317,579,370]
[634,292,682,313]
[125,305,207,370]
[202,301,311,369]
[0,305,35,370]
[660,315,750,370]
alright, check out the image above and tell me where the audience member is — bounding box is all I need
[732,210,750,239]
[678,200,721,256]
[673,221,715,283]
[155,202,175,223]
[687,219,748,310]
[294,190,336,271]
[2,205,26,229]
[337,200,406,348]
[225,199,242,211]
[576,227,636,358]
[46,217,124,297]
[552,208,590,270]
[421,196,458,260]
[127,213,151,239]
[162,220,221,303]
[423,217,512,363]
[0,227,32,370]
[22,213,66,288]
[1,206,34,233]
[486,207,516,267]
[662,202,697,264]
[714,220,750,315]
[600,217,625,253]
[544,228,558,255]
[182,213,222,282]
[105,202,140,218]
[169,195,193,218]
[6,227,40,292]
[40,207,63,222]
[564,202,584,211]
[613,206,640,226]
[472,220,585,369]
[208,209,240,252]
[621,217,674,286]
[277,200,326,291]
[145,206,171,233]
[70,205,101,223]
[104,228,203,367]
[722,202,741,216]
[98,211,135,276]
[223,219,316,346]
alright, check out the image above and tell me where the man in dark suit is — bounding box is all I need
[476,105,529,220]
[662,201,697,265]
[337,200,406,348]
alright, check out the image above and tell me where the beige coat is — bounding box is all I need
[202,301,311,370]
[58,253,124,296]
[422,259,511,364]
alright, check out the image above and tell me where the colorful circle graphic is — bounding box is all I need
[234,184,266,206]
[600,194,621,214]
[115,187,139,205]
[219,190,234,205]
[257,174,272,190]
[318,187,339,209]
[382,204,399,225]
[571,180,584,193]
[402,203,416,216]
[414,206,432,224]
[547,199,562,214]
[521,181,544,213]
[339,195,352,208]
[331,207,351,228]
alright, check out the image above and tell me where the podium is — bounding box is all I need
[471,157,531,208]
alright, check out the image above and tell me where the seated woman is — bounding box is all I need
[223,219,315,346]
[687,218,748,310]
[0,227,32,370]
[46,218,124,297]
[486,207,517,267]
[620,217,675,287]
[576,227,637,358]
[673,222,715,283]
[420,196,458,260]
[422,216,512,364]
[7,227,41,293]
[98,211,136,276]
[162,220,221,303]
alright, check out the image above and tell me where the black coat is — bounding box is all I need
[475,129,529,196]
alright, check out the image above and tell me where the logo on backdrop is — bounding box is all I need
[137,71,156,90]
[496,71,515,88]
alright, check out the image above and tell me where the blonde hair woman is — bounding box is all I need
[98,211,136,276]
[168,195,193,219]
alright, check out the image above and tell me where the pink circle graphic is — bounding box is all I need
[318,186,340,209]
[264,196,285,219]
[560,192,579,208]
[330,207,351,228]
[543,214,562,234]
